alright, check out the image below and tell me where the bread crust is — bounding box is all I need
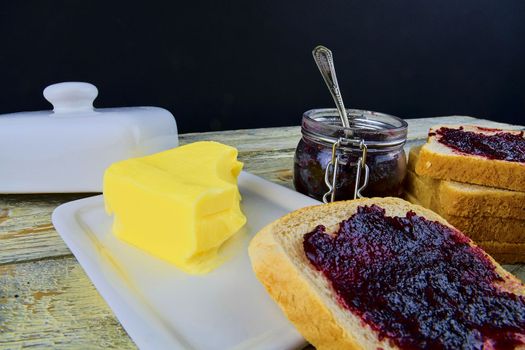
[444,214,525,243]
[250,220,363,350]
[248,197,525,349]
[408,146,525,219]
[403,192,525,263]
[405,170,525,242]
[415,125,525,192]
[479,241,525,264]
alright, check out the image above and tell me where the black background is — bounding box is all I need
[1,1,524,133]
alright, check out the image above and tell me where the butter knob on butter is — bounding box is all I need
[103,141,247,274]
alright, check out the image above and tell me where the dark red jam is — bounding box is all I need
[436,127,525,163]
[293,139,406,201]
[303,205,525,350]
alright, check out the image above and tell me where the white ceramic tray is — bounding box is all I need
[52,172,320,350]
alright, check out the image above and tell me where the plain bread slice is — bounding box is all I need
[409,145,525,219]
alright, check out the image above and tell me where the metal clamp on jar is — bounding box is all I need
[323,137,368,203]
[294,109,408,203]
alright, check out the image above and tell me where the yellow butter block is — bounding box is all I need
[103,141,247,274]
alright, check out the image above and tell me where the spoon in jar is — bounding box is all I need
[312,45,351,128]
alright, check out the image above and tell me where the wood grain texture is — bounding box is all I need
[0,257,135,349]
[1,116,524,349]
[0,194,95,265]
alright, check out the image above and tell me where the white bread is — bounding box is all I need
[408,145,525,219]
[404,148,525,262]
[404,192,525,263]
[478,242,525,264]
[415,125,525,192]
[248,197,525,350]
[405,170,525,242]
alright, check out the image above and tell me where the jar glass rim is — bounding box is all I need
[302,108,408,147]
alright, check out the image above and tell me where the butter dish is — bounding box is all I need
[0,82,178,193]
[52,172,313,350]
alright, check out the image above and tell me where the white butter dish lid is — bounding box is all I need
[0,82,179,193]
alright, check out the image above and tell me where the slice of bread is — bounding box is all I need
[404,193,525,263]
[404,170,439,209]
[248,197,525,350]
[415,125,525,192]
[409,146,525,219]
[447,215,525,243]
[405,170,525,242]
[479,242,525,264]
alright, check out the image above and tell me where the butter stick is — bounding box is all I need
[103,141,247,274]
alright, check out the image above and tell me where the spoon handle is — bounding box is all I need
[312,45,351,128]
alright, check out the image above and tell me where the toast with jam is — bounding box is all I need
[248,197,525,349]
[415,125,525,192]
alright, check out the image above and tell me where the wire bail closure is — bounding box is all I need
[322,138,370,203]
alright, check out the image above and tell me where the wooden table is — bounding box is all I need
[1,116,524,349]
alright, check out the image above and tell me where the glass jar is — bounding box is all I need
[293,109,408,202]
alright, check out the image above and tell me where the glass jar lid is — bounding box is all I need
[301,108,408,149]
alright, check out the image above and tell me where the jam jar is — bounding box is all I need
[294,109,408,202]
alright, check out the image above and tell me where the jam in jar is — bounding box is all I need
[294,109,408,201]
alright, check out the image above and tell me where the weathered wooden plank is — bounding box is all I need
[0,194,92,265]
[0,257,136,349]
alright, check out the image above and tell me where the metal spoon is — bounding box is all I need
[312,45,351,128]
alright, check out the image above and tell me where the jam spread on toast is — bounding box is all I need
[303,205,525,349]
[436,127,525,162]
